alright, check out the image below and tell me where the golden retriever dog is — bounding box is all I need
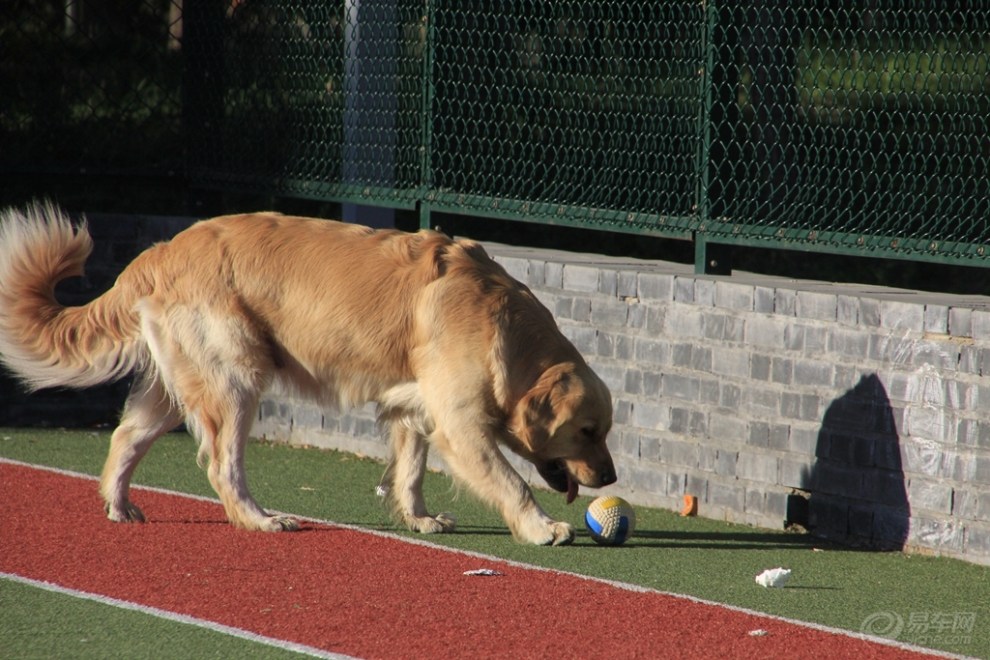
[0,203,615,545]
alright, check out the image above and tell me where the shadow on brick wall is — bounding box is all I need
[795,374,909,550]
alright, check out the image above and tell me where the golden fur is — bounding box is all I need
[0,204,615,544]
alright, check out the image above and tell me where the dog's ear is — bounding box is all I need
[510,364,573,453]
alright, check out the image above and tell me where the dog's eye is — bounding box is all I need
[580,426,596,439]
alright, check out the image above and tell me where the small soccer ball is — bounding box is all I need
[584,495,635,546]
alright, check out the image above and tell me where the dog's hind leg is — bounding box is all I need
[100,375,183,523]
[138,299,293,532]
[388,423,455,534]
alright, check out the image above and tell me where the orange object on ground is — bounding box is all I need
[681,494,698,517]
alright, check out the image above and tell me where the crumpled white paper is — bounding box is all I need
[463,569,504,577]
[755,567,792,588]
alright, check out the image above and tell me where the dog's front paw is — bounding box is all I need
[546,521,575,546]
[105,500,145,523]
[405,512,457,534]
[517,519,575,546]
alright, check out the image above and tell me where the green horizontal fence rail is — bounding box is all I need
[3,2,989,270]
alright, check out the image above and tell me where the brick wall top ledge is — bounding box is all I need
[486,242,990,340]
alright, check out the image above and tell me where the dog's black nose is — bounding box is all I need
[600,468,617,486]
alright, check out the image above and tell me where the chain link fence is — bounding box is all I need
[3,2,988,268]
[182,0,426,204]
[0,0,183,175]
[704,4,990,265]
[427,1,704,235]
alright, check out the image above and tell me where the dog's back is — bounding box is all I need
[0,207,509,409]
[160,213,459,407]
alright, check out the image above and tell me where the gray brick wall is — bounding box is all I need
[255,242,990,566]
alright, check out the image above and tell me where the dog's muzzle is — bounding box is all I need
[537,459,617,504]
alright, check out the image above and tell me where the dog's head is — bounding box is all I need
[509,362,616,503]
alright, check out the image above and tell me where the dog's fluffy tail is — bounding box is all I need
[0,202,143,391]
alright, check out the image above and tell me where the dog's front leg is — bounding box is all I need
[430,426,574,546]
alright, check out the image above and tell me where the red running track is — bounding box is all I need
[0,461,937,659]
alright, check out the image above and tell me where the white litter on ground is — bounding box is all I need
[755,568,792,588]
[463,569,504,577]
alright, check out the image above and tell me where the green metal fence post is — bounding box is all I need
[418,0,435,230]
[693,0,731,275]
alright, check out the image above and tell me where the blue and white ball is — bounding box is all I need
[585,495,636,546]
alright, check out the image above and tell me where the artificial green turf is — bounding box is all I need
[2,428,987,658]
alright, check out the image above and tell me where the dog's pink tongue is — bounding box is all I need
[566,474,578,504]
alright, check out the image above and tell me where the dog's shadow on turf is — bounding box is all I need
[622,529,822,551]
[149,518,348,534]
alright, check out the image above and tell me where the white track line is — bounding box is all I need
[0,572,356,660]
[0,457,971,660]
